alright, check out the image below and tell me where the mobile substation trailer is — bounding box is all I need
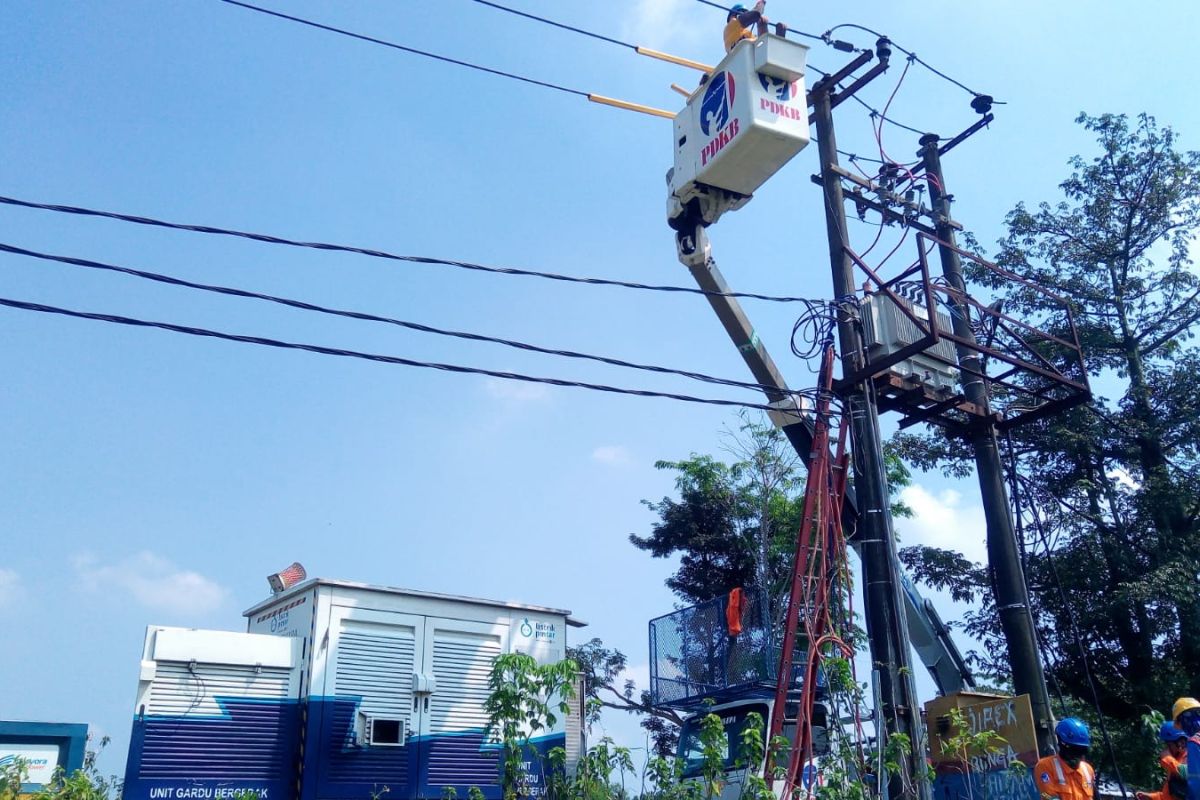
[123,578,584,800]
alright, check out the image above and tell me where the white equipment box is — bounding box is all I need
[670,34,810,201]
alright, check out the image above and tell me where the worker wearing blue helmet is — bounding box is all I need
[1033,718,1096,800]
[722,1,786,52]
[1135,722,1189,800]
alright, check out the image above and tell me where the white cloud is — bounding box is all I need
[621,0,708,53]
[483,377,550,402]
[73,551,228,615]
[0,569,21,607]
[897,484,988,563]
[592,445,632,465]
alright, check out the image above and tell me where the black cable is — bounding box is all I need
[218,0,589,97]
[0,241,806,398]
[790,299,843,361]
[0,195,812,303]
[691,0,825,41]
[0,295,800,413]
[468,0,636,50]
[824,23,998,101]
[851,94,929,138]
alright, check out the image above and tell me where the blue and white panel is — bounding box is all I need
[306,608,423,800]
[419,623,504,795]
[123,628,302,800]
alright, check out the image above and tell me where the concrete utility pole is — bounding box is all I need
[813,89,930,800]
[918,133,1056,756]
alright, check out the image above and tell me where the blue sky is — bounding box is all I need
[2,0,1198,777]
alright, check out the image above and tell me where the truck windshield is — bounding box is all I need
[677,703,770,778]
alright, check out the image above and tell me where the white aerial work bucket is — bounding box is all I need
[669,34,811,201]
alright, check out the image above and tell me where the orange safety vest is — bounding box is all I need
[1144,752,1189,800]
[726,587,746,637]
[1034,755,1095,800]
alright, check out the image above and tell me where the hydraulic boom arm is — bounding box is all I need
[673,220,975,696]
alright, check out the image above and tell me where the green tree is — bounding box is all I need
[630,414,808,620]
[894,112,1200,786]
[484,653,578,800]
[566,637,685,757]
[625,413,911,756]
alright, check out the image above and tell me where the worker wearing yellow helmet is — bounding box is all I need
[1171,698,1200,800]
[722,2,787,53]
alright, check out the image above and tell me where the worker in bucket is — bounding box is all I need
[723,2,787,53]
[1170,698,1200,800]
[1034,718,1096,800]
[1135,722,1189,800]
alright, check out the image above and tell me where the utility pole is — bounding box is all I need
[813,87,929,800]
[918,133,1056,756]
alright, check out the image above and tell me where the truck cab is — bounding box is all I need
[676,694,830,798]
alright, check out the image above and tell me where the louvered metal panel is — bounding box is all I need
[324,621,418,785]
[861,294,959,393]
[146,663,291,717]
[425,631,502,785]
[427,633,499,734]
[334,625,417,721]
[564,676,585,774]
[137,663,298,780]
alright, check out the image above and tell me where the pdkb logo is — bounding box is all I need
[700,71,736,136]
[758,73,799,102]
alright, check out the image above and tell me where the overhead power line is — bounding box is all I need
[824,23,999,101]
[0,241,806,398]
[0,295,803,414]
[0,195,814,303]
[217,0,673,118]
[219,0,587,96]
[468,0,635,50]
[689,0,825,42]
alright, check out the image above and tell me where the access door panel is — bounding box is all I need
[313,607,425,800]
[416,618,506,797]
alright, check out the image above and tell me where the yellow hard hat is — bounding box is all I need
[1172,697,1200,721]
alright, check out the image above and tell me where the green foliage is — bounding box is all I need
[556,738,634,800]
[485,653,579,800]
[566,638,684,758]
[1,758,27,800]
[10,739,124,800]
[631,414,911,755]
[694,713,728,800]
[642,756,698,800]
[894,111,1200,786]
[935,708,1008,771]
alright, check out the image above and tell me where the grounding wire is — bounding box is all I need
[0,241,808,398]
[0,295,817,414]
[218,0,589,97]
[0,195,813,303]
